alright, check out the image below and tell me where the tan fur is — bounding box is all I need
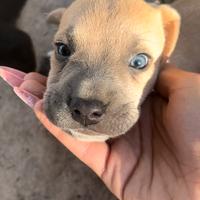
[47,8,66,24]
[45,0,196,141]
[159,5,180,60]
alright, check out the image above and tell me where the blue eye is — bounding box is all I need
[129,54,149,69]
[56,43,72,57]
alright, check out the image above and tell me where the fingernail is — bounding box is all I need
[0,66,26,78]
[14,87,40,108]
[0,69,24,87]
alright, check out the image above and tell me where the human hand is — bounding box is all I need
[0,65,200,200]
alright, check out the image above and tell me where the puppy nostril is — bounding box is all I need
[74,109,81,116]
[90,111,103,118]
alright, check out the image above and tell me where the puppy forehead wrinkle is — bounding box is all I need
[57,0,163,49]
[76,6,160,36]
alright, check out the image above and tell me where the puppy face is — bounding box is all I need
[44,0,180,141]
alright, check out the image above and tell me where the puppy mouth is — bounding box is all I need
[67,128,111,142]
[44,90,139,141]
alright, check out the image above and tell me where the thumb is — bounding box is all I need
[155,63,196,99]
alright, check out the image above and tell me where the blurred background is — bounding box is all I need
[0,0,174,200]
[0,0,35,72]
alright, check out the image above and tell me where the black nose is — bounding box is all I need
[68,97,106,126]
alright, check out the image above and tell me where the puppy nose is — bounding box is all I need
[68,97,106,126]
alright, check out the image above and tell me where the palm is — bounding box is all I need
[107,87,200,200]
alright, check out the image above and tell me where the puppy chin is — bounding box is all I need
[67,129,111,142]
[47,116,138,142]
[63,113,140,142]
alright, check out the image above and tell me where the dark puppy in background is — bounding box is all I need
[0,0,35,72]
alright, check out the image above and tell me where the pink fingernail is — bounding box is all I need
[0,69,24,87]
[0,66,26,78]
[14,87,40,108]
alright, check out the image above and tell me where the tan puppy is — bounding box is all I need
[44,0,182,141]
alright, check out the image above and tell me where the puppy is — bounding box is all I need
[44,0,193,141]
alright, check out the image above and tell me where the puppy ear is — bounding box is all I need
[47,8,66,25]
[160,5,181,61]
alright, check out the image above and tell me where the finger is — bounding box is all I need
[0,68,25,87]
[34,100,110,177]
[0,67,47,89]
[156,63,197,98]
[19,79,46,99]
[24,72,47,86]
[0,66,26,78]
[14,87,40,108]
